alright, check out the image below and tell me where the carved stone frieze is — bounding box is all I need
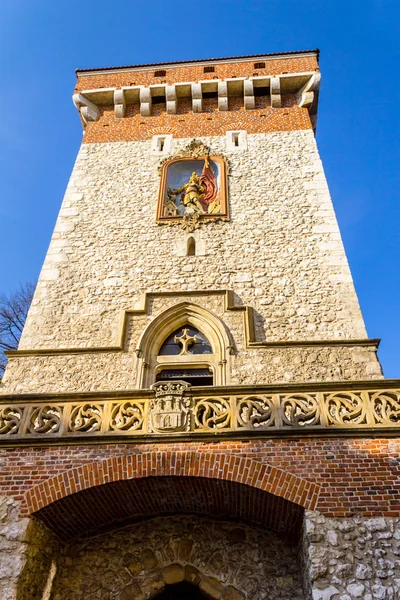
[0,384,400,443]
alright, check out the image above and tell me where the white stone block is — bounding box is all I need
[270,76,281,108]
[114,89,126,119]
[40,268,59,281]
[151,134,172,155]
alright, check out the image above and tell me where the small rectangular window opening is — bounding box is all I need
[154,70,166,77]
[204,65,215,73]
[152,95,166,105]
[254,62,266,69]
[203,91,218,99]
[232,132,240,147]
[158,137,165,152]
[254,86,270,97]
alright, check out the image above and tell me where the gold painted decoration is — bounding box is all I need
[157,141,229,225]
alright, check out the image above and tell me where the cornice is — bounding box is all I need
[76,50,320,76]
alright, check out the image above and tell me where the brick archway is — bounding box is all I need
[22,451,320,540]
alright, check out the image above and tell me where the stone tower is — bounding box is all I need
[0,50,399,600]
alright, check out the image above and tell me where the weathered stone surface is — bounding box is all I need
[162,563,185,584]
[141,548,158,570]
[2,131,381,393]
[222,585,245,600]
[120,582,144,600]
[0,496,58,600]
[178,539,193,561]
[50,515,304,600]
[304,511,400,600]
[200,575,224,599]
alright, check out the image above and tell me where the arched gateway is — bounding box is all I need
[17,460,312,600]
[1,49,399,600]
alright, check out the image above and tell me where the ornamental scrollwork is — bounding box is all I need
[237,395,275,429]
[0,385,399,442]
[281,394,320,427]
[158,140,227,173]
[0,407,23,435]
[110,401,146,432]
[370,391,400,425]
[181,213,200,233]
[28,406,62,434]
[69,404,103,433]
[325,392,367,426]
[194,397,231,430]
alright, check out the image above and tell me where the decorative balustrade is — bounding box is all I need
[0,381,399,443]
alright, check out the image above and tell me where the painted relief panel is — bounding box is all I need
[157,155,228,221]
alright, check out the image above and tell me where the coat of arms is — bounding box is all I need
[149,381,192,433]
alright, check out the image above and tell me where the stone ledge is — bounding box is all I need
[0,380,399,446]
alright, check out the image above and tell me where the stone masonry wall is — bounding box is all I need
[0,496,56,600]
[2,130,379,392]
[304,511,400,600]
[20,131,366,348]
[3,342,380,393]
[50,515,304,600]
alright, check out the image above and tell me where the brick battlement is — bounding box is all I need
[73,51,320,142]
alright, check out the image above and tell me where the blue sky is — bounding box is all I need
[0,0,399,377]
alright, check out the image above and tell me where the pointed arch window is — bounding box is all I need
[135,302,233,388]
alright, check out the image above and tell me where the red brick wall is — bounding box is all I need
[77,55,317,143]
[3,438,400,519]
[75,55,319,93]
[83,98,312,144]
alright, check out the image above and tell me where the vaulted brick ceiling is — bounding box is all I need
[34,475,304,542]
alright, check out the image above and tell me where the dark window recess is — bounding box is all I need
[159,326,213,356]
[187,237,196,256]
[254,62,266,69]
[204,65,215,73]
[154,70,166,77]
[202,91,218,99]
[152,95,166,104]
[254,86,270,97]
[156,368,213,387]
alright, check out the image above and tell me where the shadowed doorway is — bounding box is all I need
[154,582,207,600]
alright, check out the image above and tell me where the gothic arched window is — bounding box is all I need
[135,302,233,388]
